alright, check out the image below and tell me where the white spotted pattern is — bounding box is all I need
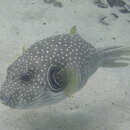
[0,33,97,109]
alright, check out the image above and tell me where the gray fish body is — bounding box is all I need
[0,33,129,109]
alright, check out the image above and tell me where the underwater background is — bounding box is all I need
[0,0,130,130]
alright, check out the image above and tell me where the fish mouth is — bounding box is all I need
[0,93,17,108]
[0,88,49,109]
[0,89,65,109]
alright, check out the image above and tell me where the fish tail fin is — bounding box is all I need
[96,46,130,68]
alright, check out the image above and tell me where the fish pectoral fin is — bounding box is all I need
[47,65,79,97]
[58,67,79,97]
[8,46,27,64]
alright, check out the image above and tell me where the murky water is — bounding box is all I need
[0,0,130,130]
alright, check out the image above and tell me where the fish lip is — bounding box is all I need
[0,91,17,108]
[0,96,16,108]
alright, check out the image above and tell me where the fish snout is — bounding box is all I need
[0,91,17,108]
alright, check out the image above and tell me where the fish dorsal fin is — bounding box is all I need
[8,46,27,64]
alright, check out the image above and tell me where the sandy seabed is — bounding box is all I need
[0,0,130,130]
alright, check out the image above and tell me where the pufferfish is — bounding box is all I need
[0,33,130,109]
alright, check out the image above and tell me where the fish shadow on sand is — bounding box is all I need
[11,99,130,130]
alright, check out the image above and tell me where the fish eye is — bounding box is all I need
[48,65,66,92]
[20,70,34,82]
